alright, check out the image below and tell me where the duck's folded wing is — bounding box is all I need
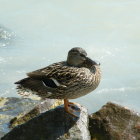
[16,61,73,89]
[15,66,89,99]
[27,62,65,79]
[16,61,89,92]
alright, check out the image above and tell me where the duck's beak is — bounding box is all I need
[85,57,100,66]
[94,60,100,65]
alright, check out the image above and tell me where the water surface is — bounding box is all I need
[0,0,140,113]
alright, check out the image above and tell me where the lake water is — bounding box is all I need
[0,0,140,113]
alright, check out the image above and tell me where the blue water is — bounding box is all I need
[0,0,140,113]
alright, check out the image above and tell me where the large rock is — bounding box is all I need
[9,99,63,128]
[2,104,90,140]
[0,97,39,138]
[89,102,140,140]
[0,97,63,138]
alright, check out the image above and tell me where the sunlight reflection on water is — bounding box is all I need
[0,0,140,113]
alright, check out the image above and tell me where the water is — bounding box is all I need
[0,0,140,113]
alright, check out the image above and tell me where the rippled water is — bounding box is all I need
[0,0,140,113]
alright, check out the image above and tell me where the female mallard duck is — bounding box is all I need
[15,47,101,116]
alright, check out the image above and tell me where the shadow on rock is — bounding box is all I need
[2,106,80,140]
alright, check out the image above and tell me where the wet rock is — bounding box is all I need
[0,97,39,116]
[2,104,90,140]
[9,99,63,128]
[89,102,140,140]
[0,97,62,138]
[0,97,40,138]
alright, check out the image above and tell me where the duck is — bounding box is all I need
[15,47,101,117]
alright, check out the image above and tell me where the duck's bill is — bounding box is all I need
[86,57,100,66]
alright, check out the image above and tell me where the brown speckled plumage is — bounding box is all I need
[15,47,101,101]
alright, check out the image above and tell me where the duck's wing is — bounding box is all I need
[15,62,65,94]
[15,63,64,98]
[27,61,66,79]
[26,61,79,89]
[15,61,75,90]
[15,63,93,99]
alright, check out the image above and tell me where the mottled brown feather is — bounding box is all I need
[15,48,101,99]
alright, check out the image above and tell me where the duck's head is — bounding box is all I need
[67,47,100,67]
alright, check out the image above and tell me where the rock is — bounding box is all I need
[89,102,140,140]
[0,97,63,138]
[0,97,39,116]
[9,99,63,128]
[2,104,90,140]
[0,97,40,138]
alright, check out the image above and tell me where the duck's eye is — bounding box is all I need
[71,52,77,55]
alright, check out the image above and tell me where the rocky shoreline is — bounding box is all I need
[0,97,140,140]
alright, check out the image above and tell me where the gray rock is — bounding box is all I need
[0,97,63,138]
[89,102,140,140]
[9,99,63,128]
[0,97,39,116]
[0,97,40,138]
[2,104,90,140]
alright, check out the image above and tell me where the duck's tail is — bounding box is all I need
[15,77,42,98]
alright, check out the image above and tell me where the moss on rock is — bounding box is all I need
[9,99,63,128]
[0,98,8,107]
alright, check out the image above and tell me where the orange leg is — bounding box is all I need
[64,99,69,112]
[64,99,79,117]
